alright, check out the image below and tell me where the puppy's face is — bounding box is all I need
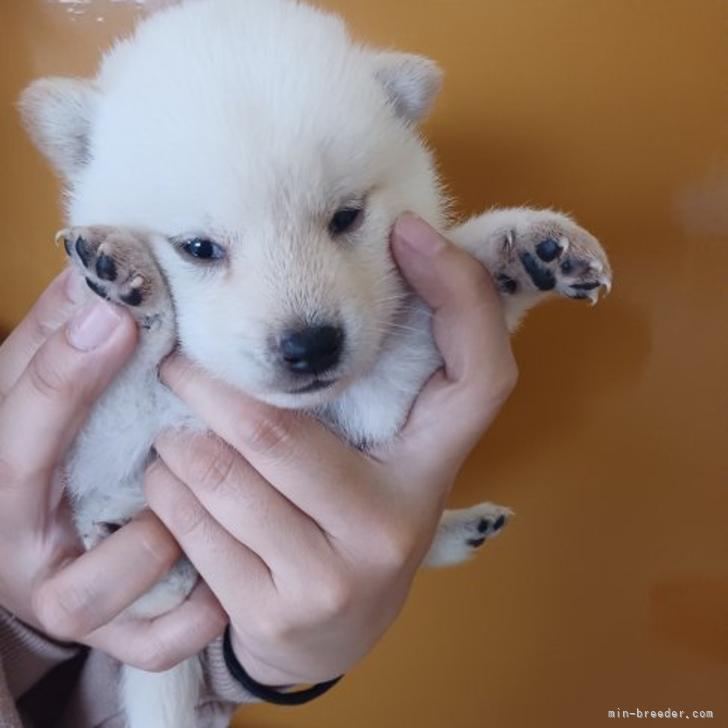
[142,137,435,408]
[20,0,444,408]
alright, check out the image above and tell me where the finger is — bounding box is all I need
[0,299,137,517]
[86,581,227,671]
[154,429,332,575]
[144,459,277,609]
[160,357,381,533]
[386,215,518,473]
[32,510,181,640]
[0,268,87,399]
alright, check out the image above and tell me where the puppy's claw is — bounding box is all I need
[55,229,73,257]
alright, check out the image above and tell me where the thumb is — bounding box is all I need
[384,214,518,477]
[0,298,138,518]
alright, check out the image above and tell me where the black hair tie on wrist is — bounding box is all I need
[222,625,343,705]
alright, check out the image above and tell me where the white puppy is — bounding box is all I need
[19,0,611,726]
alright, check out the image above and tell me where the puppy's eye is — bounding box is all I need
[329,207,363,236]
[181,238,226,261]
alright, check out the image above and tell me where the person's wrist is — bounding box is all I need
[228,627,293,687]
[223,626,343,705]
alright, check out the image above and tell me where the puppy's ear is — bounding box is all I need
[18,77,99,180]
[372,52,443,122]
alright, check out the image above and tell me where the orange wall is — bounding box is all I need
[1,2,727,727]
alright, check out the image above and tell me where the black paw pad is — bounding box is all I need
[76,236,93,268]
[477,518,491,533]
[535,238,561,262]
[570,281,600,291]
[496,274,517,294]
[95,254,118,282]
[62,236,72,257]
[85,278,108,300]
[121,288,143,307]
[519,251,556,291]
[467,536,486,548]
[493,514,506,531]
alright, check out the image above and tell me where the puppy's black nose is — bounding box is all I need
[279,325,344,375]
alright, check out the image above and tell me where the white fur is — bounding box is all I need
[19,1,612,726]
[123,658,202,728]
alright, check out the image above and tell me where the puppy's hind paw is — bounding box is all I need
[425,502,513,568]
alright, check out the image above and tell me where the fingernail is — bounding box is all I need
[394,214,446,256]
[67,299,123,351]
[64,268,87,304]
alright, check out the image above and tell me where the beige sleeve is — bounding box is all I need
[200,635,259,706]
[0,608,81,728]
[0,662,23,728]
[0,610,79,702]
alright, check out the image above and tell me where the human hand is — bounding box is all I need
[145,214,518,685]
[0,270,225,669]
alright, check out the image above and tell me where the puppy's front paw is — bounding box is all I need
[57,225,170,328]
[495,214,612,304]
[425,502,513,568]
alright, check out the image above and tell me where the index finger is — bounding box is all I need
[85,581,226,672]
[32,510,182,640]
[0,268,86,399]
[160,357,382,531]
